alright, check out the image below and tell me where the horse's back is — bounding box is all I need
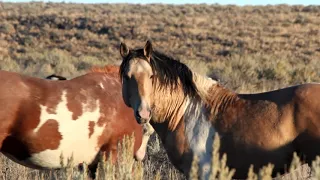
[230,83,320,176]
[238,83,320,104]
[0,70,31,98]
[0,71,31,136]
[294,83,320,103]
[235,83,320,139]
[293,83,320,134]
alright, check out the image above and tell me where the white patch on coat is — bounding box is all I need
[31,91,105,168]
[184,98,216,180]
[183,73,220,179]
[49,77,60,81]
[99,82,105,89]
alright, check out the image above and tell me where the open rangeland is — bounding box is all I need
[0,2,320,180]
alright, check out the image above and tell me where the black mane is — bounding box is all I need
[120,48,198,97]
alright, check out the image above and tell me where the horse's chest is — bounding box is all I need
[185,115,215,154]
[184,115,215,178]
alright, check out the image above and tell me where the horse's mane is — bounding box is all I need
[120,48,199,97]
[90,65,120,75]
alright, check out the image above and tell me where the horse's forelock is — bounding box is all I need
[119,49,147,80]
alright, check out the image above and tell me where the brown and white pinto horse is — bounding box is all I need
[119,40,320,179]
[0,65,153,179]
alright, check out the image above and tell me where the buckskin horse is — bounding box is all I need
[0,65,153,179]
[119,40,320,179]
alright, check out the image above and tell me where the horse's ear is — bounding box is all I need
[144,40,153,61]
[120,42,129,58]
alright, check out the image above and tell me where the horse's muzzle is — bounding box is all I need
[135,109,151,124]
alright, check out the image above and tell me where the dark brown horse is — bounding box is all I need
[119,40,320,179]
[0,65,152,178]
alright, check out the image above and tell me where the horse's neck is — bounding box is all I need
[151,73,223,130]
[182,74,239,178]
[182,72,218,125]
[150,74,224,177]
[150,73,240,177]
[203,84,239,123]
[192,72,218,97]
[151,83,188,131]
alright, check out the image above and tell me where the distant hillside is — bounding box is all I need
[0,3,319,86]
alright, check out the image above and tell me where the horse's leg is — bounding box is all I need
[135,123,154,161]
[294,86,320,165]
[87,162,98,180]
[107,145,118,164]
[0,135,6,152]
[295,132,320,164]
[86,143,118,179]
[0,121,11,150]
[0,103,18,151]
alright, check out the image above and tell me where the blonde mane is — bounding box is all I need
[205,84,238,121]
[191,73,238,122]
